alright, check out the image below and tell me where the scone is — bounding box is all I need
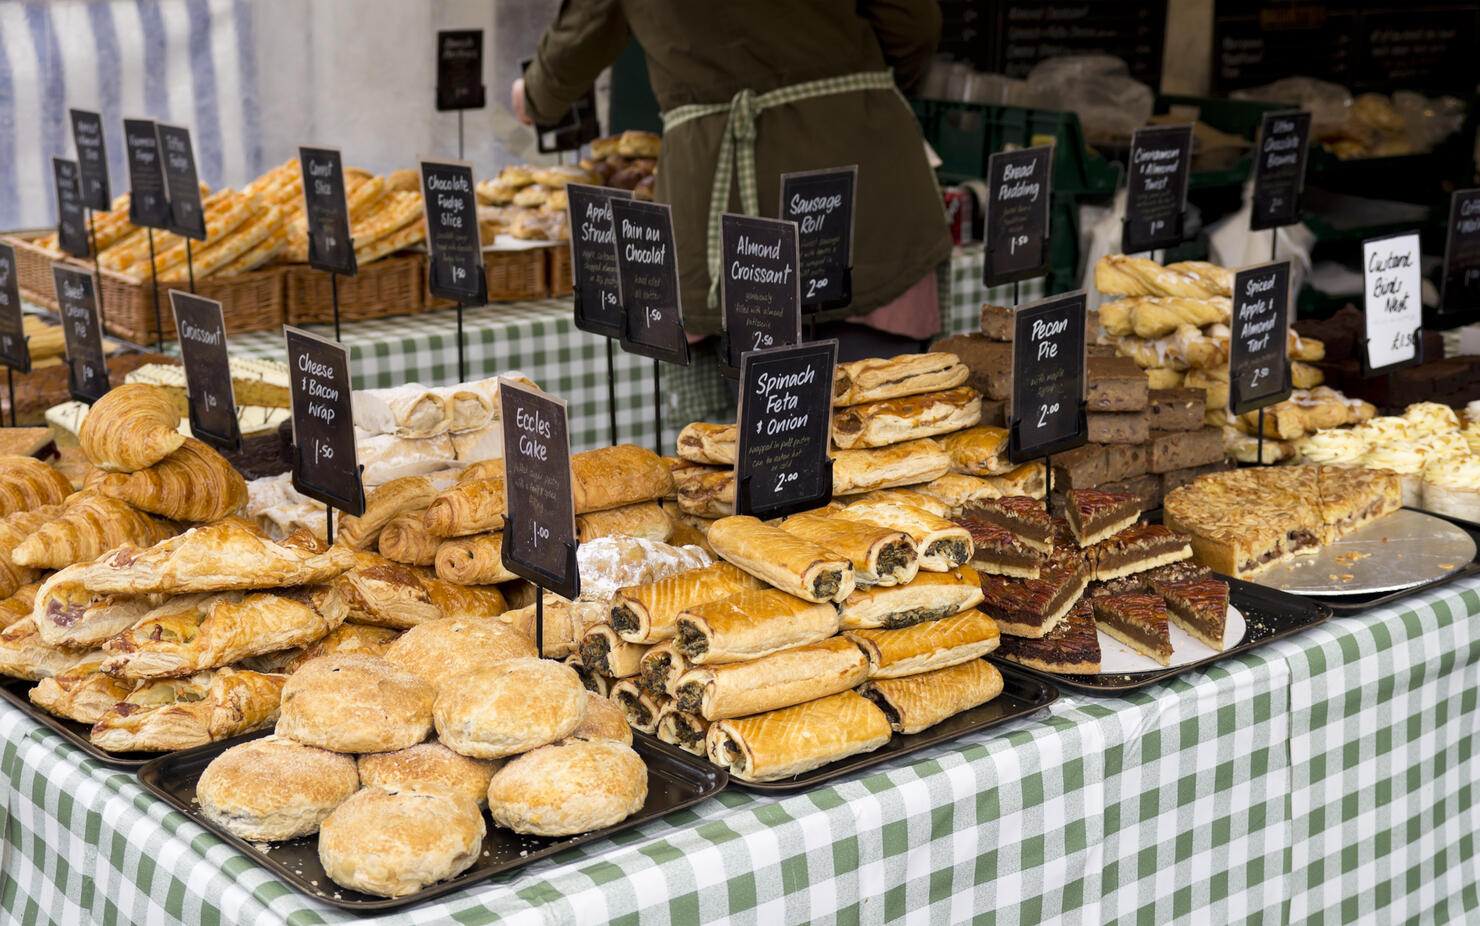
[358,738,500,807]
[486,739,647,836]
[196,734,359,841]
[318,785,485,898]
[276,654,433,754]
[383,617,537,693]
[433,658,586,759]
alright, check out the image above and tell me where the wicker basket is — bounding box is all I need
[2,234,72,310]
[285,253,425,325]
[548,243,574,298]
[96,264,286,345]
[427,247,550,310]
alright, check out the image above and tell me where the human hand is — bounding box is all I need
[511,78,532,126]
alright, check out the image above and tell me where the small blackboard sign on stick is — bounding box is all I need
[1250,110,1312,232]
[734,339,838,521]
[719,213,802,378]
[611,199,689,365]
[0,243,30,376]
[1228,261,1293,416]
[1361,232,1423,376]
[157,123,207,241]
[123,118,171,230]
[499,379,580,607]
[419,157,487,306]
[52,158,90,259]
[565,183,632,339]
[1440,189,1480,319]
[69,109,110,212]
[779,166,856,311]
[52,264,110,405]
[298,146,357,277]
[984,145,1053,287]
[436,30,486,112]
[1008,290,1088,464]
[170,290,242,454]
[1122,124,1193,255]
[285,325,365,519]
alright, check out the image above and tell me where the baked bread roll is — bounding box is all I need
[673,637,868,722]
[379,509,441,566]
[834,502,973,572]
[609,562,763,644]
[707,516,856,603]
[833,353,968,406]
[90,668,287,752]
[337,555,507,629]
[845,609,1001,678]
[706,690,891,782]
[383,616,536,693]
[358,738,500,808]
[831,439,951,496]
[578,622,651,678]
[338,474,454,550]
[13,495,177,570]
[674,589,840,665]
[487,738,647,836]
[29,656,136,724]
[576,501,672,544]
[838,566,985,630]
[196,734,359,841]
[31,566,159,647]
[276,654,433,754]
[318,785,485,898]
[610,678,667,733]
[676,422,736,465]
[832,386,982,449]
[0,506,64,599]
[432,658,587,758]
[78,383,186,472]
[655,703,709,756]
[433,533,517,585]
[566,690,633,745]
[422,476,505,538]
[100,585,348,678]
[859,659,1004,734]
[777,512,919,587]
[940,426,1013,476]
[97,438,248,522]
[571,445,674,513]
[0,456,74,517]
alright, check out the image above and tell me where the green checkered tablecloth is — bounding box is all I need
[939,244,1047,339]
[3,577,1477,925]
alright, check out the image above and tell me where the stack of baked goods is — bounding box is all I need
[92,188,291,284]
[1293,306,1478,413]
[1218,386,1378,465]
[351,375,531,486]
[973,488,1226,673]
[244,160,428,268]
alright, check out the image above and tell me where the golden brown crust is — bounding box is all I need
[486,739,647,836]
[831,387,982,449]
[78,384,186,473]
[197,734,359,841]
[0,456,75,517]
[338,475,446,550]
[831,439,952,496]
[673,637,868,721]
[676,422,737,465]
[674,589,840,665]
[432,658,587,759]
[705,690,891,782]
[571,445,674,513]
[338,554,506,629]
[29,657,136,723]
[318,785,485,898]
[940,426,1013,476]
[0,506,65,598]
[422,476,505,538]
[379,509,441,566]
[859,659,1004,734]
[706,516,856,603]
[13,494,177,570]
[776,512,919,587]
[432,533,517,585]
[832,353,968,406]
[834,502,973,572]
[576,502,672,544]
[837,565,985,630]
[566,690,633,745]
[276,654,433,754]
[97,438,248,522]
[845,609,1001,678]
[90,668,287,752]
[358,739,499,808]
[383,617,537,693]
[609,562,762,644]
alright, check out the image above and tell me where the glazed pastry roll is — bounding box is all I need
[609,562,762,644]
[837,566,985,630]
[705,690,891,782]
[676,470,735,519]
[676,422,737,465]
[672,637,868,721]
[834,502,972,572]
[90,668,287,752]
[570,445,674,513]
[609,678,667,734]
[29,657,136,724]
[338,556,506,630]
[854,489,954,518]
[246,622,400,675]
[422,476,506,538]
[845,609,1001,678]
[940,426,1013,476]
[830,439,952,496]
[831,386,982,449]
[655,702,710,756]
[776,512,918,587]
[379,510,442,566]
[32,566,159,647]
[337,473,456,550]
[578,623,651,678]
[673,589,841,665]
[832,352,968,406]
[638,641,689,698]
[707,516,856,603]
[433,533,518,585]
[576,502,672,544]
[859,659,1004,734]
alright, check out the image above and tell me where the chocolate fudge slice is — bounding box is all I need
[978,549,1087,639]
[1149,389,1206,431]
[1103,442,1148,483]
[1148,428,1226,474]
[1150,577,1230,650]
[1066,489,1142,546]
[963,495,1054,553]
[1086,355,1149,412]
[932,333,1011,400]
[995,598,1101,674]
[980,303,1014,341]
[953,515,1045,578]
[1051,444,1107,491]
[1086,523,1193,581]
[1092,594,1173,666]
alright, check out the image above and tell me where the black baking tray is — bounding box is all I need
[712,662,1058,792]
[991,575,1331,693]
[137,730,727,912]
[1305,509,1480,615]
[0,676,156,767]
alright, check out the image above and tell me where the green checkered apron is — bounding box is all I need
[661,70,906,308]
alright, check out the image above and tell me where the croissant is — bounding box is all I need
[0,506,64,598]
[0,457,74,517]
[78,383,186,473]
[423,476,505,538]
[434,533,517,585]
[379,509,441,565]
[97,437,248,522]
[12,495,177,570]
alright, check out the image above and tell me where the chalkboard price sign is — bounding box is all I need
[1250,110,1311,232]
[611,199,690,365]
[436,30,486,112]
[499,379,579,600]
[1361,232,1423,375]
[52,158,90,259]
[123,119,170,230]
[285,326,365,517]
[157,123,206,241]
[1228,261,1292,415]
[1009,291,1088,463]
[779,166,856,310]
[1122,124,1193,254]
[52,265,109,404]
[299,146,357,276]
[0,244,30,374]
[170,290,241,453]
[566,183,632,338]
[719,213,801,378]
[419,158,486,305]
[984,145,1053,287]
[1440,189,1480,318]
[69,109,110,212]
[735,339,838,520]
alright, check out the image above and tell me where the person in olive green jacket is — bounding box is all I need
[515,0,952,357]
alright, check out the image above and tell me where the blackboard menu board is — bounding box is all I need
[0,244,30,374]
[285,326,365,516]
[170,290,241,453]
[1250,110,1312,232]
[1440,189,1480,318]
[1122,124,1193,255]
[436,30,486,112]
[69,109,110,212]
[611,199,690,365]
[52,158,90,259]
[984,145,1053,287]
[1361,231,1423,374]
[499,379,579,600]
[1229,261,1293,415]
[565,183,632,338]
[735,340,838,520]
[123,119,170,230]
[937,1,1166,86]
[719,213,801,378]
[1009,291,1088,463]
[52,265,109,404]
[419,158,486,305]
[779,166,855,310]
[157,123,206,241]
[299,146,357,276]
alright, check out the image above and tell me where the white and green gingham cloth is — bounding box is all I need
[3,575,1477,925]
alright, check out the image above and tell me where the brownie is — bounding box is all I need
[980,303,1014,341]
[1148,389,1206,432]
[1148,428,1226,474]
[1086,355,1149,412]
[931,333,1011,400]
[224,431,292,480]
[1103,442,1148,482]
[1050,444,1107,491]
[1098,474,1161,512]
[994,598,1101,674]
[1087,409,1150,444]
[1159,459,1236,496]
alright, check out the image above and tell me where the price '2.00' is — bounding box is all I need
[1037,401,1060,428]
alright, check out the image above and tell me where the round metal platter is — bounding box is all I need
[1259,509,1475,596]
